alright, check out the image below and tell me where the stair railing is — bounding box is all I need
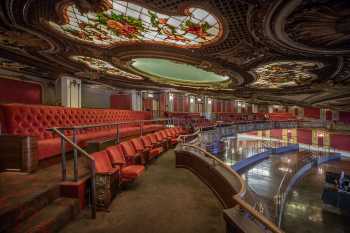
[50,127,96,219]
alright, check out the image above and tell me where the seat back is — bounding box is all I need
[169,128,177,135]
[160,130,167,138]
[91,150,114,173]
[155,132,163,141]
[120,141,137,157]
[141,135,152,147]
[130,138,145,151]
[106,145,126,166]
[149,134,158,143]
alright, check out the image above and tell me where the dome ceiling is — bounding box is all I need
[0,0,349,110]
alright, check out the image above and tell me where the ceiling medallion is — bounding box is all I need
[48,1,222,48]
[71,55,143,80]
[250,61,323,89]
[129,57,232,89]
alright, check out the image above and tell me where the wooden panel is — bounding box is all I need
[0,135,38,172]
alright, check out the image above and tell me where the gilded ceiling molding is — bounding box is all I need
[47,0,224,49]
[70,55,144,80]
[249,60,323,89]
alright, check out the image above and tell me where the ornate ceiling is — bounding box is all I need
[0,0,349,110]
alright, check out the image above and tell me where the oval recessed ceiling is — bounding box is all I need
[130,58,230,85]
[48,1,223,48]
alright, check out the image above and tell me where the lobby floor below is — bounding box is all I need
[60,149,226,233]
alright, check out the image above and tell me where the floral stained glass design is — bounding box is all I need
[49,1,221,47]
[250,61,323,89]
[71,56,143,80]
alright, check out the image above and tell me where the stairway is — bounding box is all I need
[0,184,80,233]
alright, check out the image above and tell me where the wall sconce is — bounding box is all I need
[147,93,154,98]
[317,132,324,138]
[190,97,194,103]
[169,93,174,100]
[237,102,242,107]
[208,99,212,104]
[197,98,202,102]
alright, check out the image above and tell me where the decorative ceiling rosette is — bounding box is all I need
[47,0,223,48]
[250,61,323,89]
[262,0,350,55]
[71,55,143,80]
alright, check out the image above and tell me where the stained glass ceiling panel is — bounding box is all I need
[49,1,222,47]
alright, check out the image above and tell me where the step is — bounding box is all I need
[0,185,60,233]
[9,198,80,233]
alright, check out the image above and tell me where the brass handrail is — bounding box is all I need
[177,129,201,143]
[48,118,170,130]
[182,143,284,233]
[51,127,96,219]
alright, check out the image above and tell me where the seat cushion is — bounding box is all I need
[92,151,117,174]
[106,145,126,166]
[121,165,144,178]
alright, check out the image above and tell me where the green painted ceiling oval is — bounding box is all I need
[131,58,229,83]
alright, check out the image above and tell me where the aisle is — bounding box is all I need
[60,150,226,233]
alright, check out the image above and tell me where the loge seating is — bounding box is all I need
[120,141,144,165]
[105,145,145,183]
[140,136,163,160]
[266,112,296,121]
[92,148,145,208]
[0,103,164,160]
[90,127,184,209]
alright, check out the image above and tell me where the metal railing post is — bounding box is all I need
[140,121,143,136]
[90,160,96,219]
[60,129,67,181]
[116,123,120,144]
[72,128,78,181]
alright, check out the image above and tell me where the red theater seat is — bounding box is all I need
[120,141,143,164]
[130,137,150,163]
[92,150,119,175]
[106,145,144,183]
[141,135,162,159]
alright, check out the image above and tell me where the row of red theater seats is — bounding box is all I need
[91,127,185,208]
[0,103,163,160]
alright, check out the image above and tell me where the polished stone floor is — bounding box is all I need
[282,160,350,233]
[240,151,312,222]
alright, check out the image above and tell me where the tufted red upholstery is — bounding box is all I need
[0,103,164,160]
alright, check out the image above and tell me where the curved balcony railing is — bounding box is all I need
[178,143,284,233]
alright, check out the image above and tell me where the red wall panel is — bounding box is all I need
[297,129,312,145]
[0,78,42,104]
[110,94,131,110]
[339,111,350,123]
[330,134,350,151]
[142,98,152,111]
[326,110,332,121]
[304,107,320,119]
[270,129,282,139]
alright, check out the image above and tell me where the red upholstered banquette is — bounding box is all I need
[0,103,163,160]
